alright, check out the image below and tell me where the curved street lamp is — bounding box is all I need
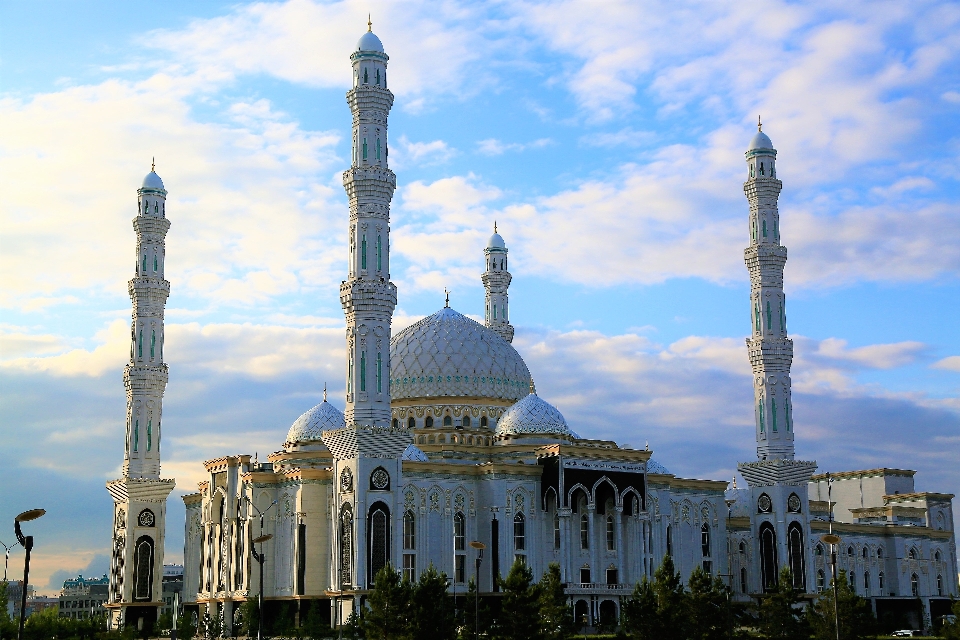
[0,539,21,582]
[469,541,485,640]
[252,534,273,640]
[14,508,46,640]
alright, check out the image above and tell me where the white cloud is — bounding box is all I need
[579,127,655,148]
[476,137,553,156]
[933,355,960,372]
[393,135,456,167]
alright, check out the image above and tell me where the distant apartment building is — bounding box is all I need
[59,574,109,619]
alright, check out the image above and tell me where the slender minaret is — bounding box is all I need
[105,163,175,630]
[482,223,514,343]
[743,119,794,461]
[339,18,397,427]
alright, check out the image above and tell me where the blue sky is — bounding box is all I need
[1,0,959,590]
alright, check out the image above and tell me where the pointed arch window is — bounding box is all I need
[142,253,147,273]
[403,510,416,550]
[759,162,765,176]
[788,522,805,590]
[407,416,416,429]
[772,399,778,432]
[758,396,765,433]
[133,419,139,452]
[443,415,452,427]
[480,416,488,428]
[133,536,154,601]
[363,68,368,84]
[580,513,589,549]
[425,416,433,428]
[138,330,143,358]
[759,522,778,593]
[754,301,761,333]
[701,524,711,557]
[153,254,158,272]
[911,574,920,596]
[454,512,466,551]
[362,138,368,160]
[361,235,367,269]
[513,512,525,551]
[377,235,382,271]
[368,502,389,587]
[666,524,673,556]
[375,68,380,85]
[864,571,871,592]
[376,138,381,160]
[750,163,755,178]
[360,351,366,392]
[762,219,768,237]
[347,353,354,394]
[150,330,156,359]
[146,420,152,451]
[340,505,353,588]
[605,515,615,551]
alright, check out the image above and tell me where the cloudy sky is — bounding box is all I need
[2,0,959,591]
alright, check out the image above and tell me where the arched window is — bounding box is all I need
[934,550,941,562]
[580,513,589,549]
[740,567,748,593]
[788,522,805,590]
[701,524,710,557]
[150,330,156,359]
[392,418,399,429]
[142,253,147,273]
[514,512,525,551]
[375,68,380,85]
[847,546,854,557]
[815,544,823,556]
[864,571,870,592]
[666,524,672,557]
[132,536,154,601]
[133,419,139,452]
[367,502,390,587]
[425,416,434,428]
[759,161,765,176]
[462,415,471,427]
[362,138,368,160]
[376,138,381,161]
[407,416,416,429]
[937,574,943,596]
[739,541,746,555]
[443,415,452,427]
[759,523,778,593]
[138,329,143,358]
[454,512,466,551]
[908,547,917,560]
[879,571,884,590]
[146,420,152,451]
[758,396,765,433]
[606,516,615,551]
[376,235,382,271]
[360,351,366,392]
[817,570,825,592]
[877,547,883,559]
[153,254,158,272]
[911,573,919,597]
[363,68,368,83]
[480,416,488,427]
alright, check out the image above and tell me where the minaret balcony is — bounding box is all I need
[343,168,397,201]
[340,279,398,315]
[132,216,171,236]
[742,179,783,200]
[346,86,394,113]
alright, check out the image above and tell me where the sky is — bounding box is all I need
[1,0,959,592]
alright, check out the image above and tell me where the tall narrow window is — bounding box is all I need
[864,572,871,592]
[788,522,805,590]
[666,525,672,557]
[754,301,761,333]
[911,574,919,597]
[376,352,382,393]
[455,555,466,583]
[765,300,772,330]
[580,513,589,549]
[368,504,389,587]
[340,505,353,588]
[375,69,380,85]
[153,254,158,272]
[759,162,765,176]
[403,511,416,550]
[133,536,154,601]
[701,524,711,557]
[772,399,778,432]
[493,305,497,320]
[554,513,561,550]
[759,523,778,593]
[605,515,615,551]
[513,513,525,551]
[817,570,825,592]
[150,330,156,359]
[142,254,147,273]
[455,512,466,551]
[774,218,779,241]
[759,397,765,433]
[879,571,884,590]
[377,235,382,271]
[146,420,152,451]
[133,419,139,452]
[741,567,748,593]
[361,235,367,270]
[348,354,353,393]
[376,138,381,160]
[360,351,366,392]
[937,574,943,596]
[362,138,368,160]
[785,401,792,432]
[363,68,368,83]
[762,219,768,237]
[402,553,415,582]
[408,416,415,429]
[138,330,143,358]
[779,302,785,331]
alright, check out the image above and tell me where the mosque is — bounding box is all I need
[102,23,957,635]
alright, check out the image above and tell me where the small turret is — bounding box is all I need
[482,222,514,343]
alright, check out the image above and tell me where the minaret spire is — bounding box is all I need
[482,224,514,343]
[105,163,175,629]
[742,124,794,460]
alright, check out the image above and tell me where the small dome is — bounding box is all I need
[401,444,429,462]
[748,130,774,152]
[495,391,573,437]
[357,31,384,52]
[142,171,165,190]
[647,459,671,475]
[487,232,505,250]
[286,400,345,444]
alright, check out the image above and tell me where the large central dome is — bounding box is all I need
[390,307,531,402]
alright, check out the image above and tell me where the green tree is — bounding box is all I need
[302,600,332,640]
[939,600,960,640]
[807,570,875,640]
[495,558,540,640]
[459,578,493,640]
[157,611,174,634]
[687,565,738,640]
[0,582,14,639]
[364,564,411,640]
[621,556,688,640]
[757,567,807,640]
[538,564,574,640]
[410,565,455,640]
[177,609,198,640]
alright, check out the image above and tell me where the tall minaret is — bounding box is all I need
[340,18,397,427]
[105,163,176,630]
[482,224,514,343]
[743,119,794,461]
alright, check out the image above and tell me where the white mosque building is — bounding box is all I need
[103,24,957,634]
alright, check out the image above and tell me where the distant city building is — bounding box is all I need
[24,596,58,617]
[160,566,183,621]
[59,574,109,620]
[84,23,953,637]
[3,581,34,619]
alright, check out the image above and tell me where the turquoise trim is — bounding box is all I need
[745,148,777,159]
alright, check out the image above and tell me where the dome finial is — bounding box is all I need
[732,476,738,489]
[758,115,762,132]
[367,13,372,32]
[494,220,497,234]
[529,379,536,395]
[151,157,155,172]
[323,382,327,402]
[444,288,450,307]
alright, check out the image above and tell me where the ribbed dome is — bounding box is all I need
[390,307,530,402]
[748,130,774,151]
[647,459,671,475]
[495,392,573,437]
[286,400,345,444]
[401,444,429,462]
[357,31,384,52]
[142,171,165,190]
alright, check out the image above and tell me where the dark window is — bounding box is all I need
[759,523,778,593]
[788,522,805,590]
[740,567,748,593]
[368,503,390,586]
[425,416,434,428]
[666,525,672,557]
[403,511,415,550]
[133,536,154,601]
[580,567,590,584]
[514,513,525,550]
[455,512,466,550]
[817,570,825,592]
[580,513,589,549]
[455,555,466,583]
[443,415,452,426]
[462,415,471,427]
[911,573,919,597]
[392,418,398,428]
[606,516,615,551]
[606,568,618,585]
[408,416,415,429]
[701,524,711,557]
[480,416,488,427]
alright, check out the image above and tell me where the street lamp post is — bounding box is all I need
[819,473,841,640]
[252,534,273,640]
[469,541,485,640]
[14,508,46,640]
[0,539,21,581]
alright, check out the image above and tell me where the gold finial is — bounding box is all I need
[494,220,497,233]
[151,157,155,172]
[758,115,762,132]
[367,14,372,31]
[444,288,450,307]
[323,383,327,402]
[732,476,738,489]
[529,379,536,395]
